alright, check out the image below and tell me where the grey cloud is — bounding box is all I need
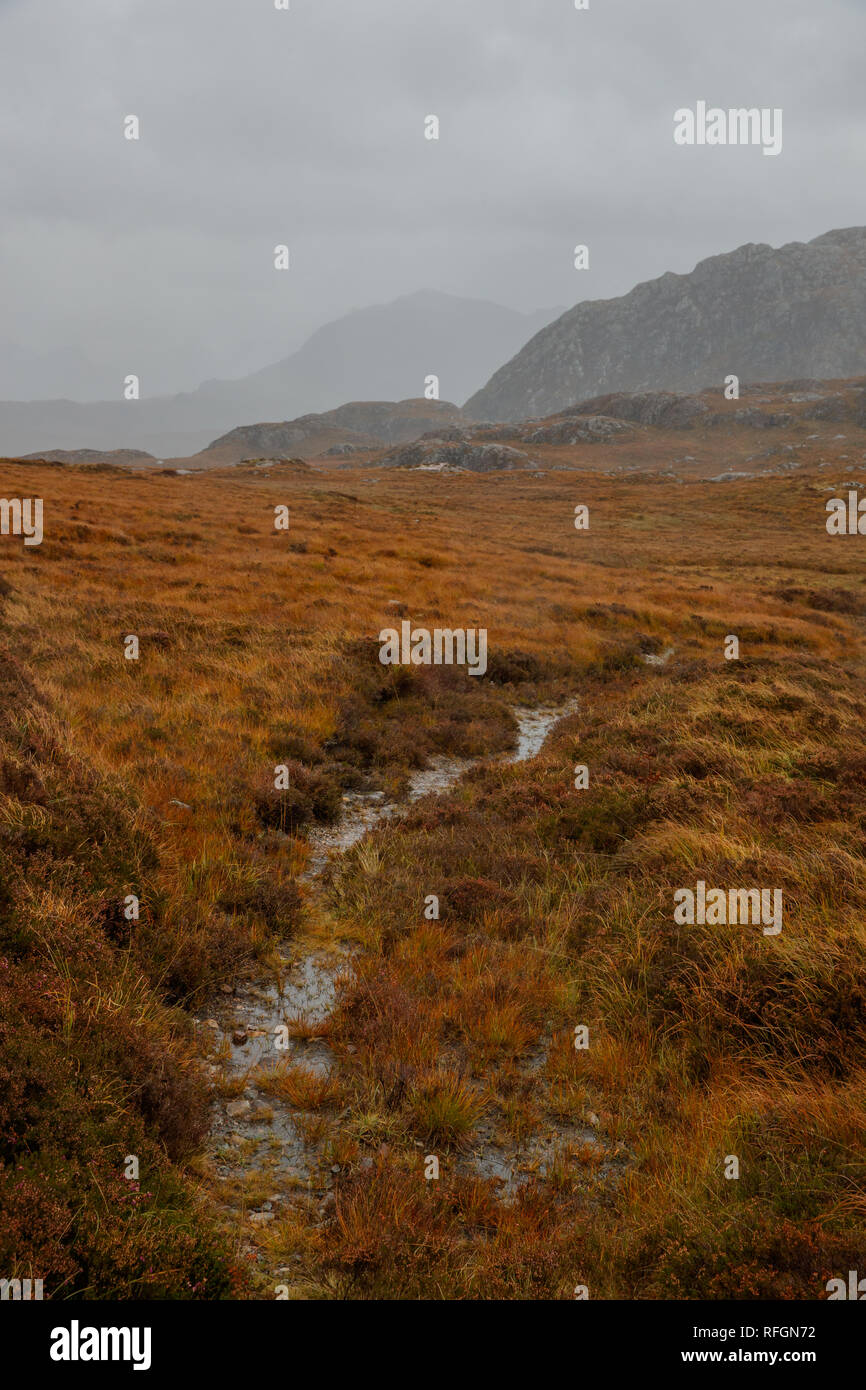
[0,0,864,399]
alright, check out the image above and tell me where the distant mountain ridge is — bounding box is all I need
[466,228,866,421]
[0,291,559,458]
[14,376,866,482]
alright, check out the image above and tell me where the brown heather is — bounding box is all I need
[1,403,865,1299]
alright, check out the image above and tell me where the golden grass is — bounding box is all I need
[2,416,866,1297]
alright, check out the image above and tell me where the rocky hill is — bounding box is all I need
[178,398,465,467]
[466,228,866,422]
[369,376,866,478]
[17,446,156,467]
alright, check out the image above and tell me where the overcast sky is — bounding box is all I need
[1,0,864,399]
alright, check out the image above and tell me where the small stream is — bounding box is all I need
[200,699,584,1228]
[303,699,578,876]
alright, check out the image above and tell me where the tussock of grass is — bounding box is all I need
[407,1069,487,1145]
[256,1063,341,1110]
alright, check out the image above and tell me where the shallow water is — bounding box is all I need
[465,1122,605,1198]
[642,646,676,668]
[204,949,351,1190]
[304,699,579,875]
[508,700,579,762]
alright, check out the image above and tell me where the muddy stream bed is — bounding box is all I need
[196,699,612,1266]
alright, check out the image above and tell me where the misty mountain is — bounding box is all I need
[466,228,866,421]
[195,291,557,416]
[0,291,559,458]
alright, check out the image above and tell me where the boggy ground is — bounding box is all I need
[1,414,865,1298]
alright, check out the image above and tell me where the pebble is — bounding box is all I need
[226,1099,251,1118]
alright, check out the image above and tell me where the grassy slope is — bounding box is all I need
[0,424,864,1297]
[0,644,235,1296]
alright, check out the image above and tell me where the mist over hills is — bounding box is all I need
[6,228,866,462]
[194,291,556,418]
[466,228,866,422]
[0,291,558,458]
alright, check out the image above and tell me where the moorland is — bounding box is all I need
[2,378,866,1299]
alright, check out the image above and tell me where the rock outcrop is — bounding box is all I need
[466,228,866,421]
[376,439,537,472]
